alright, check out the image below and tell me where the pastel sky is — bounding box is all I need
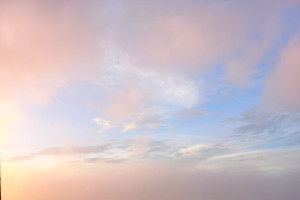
[1,0,300,199]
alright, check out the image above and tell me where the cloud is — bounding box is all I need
[93,118,114,133]
[0,0,103,103]
[227,106,300,147]
[98,82,147,123]
[5,136,300,173]
[6,144,112,162]
[114,0,298,85]
[4,161,300,200]
[178,144,226,157]
[263,32,300,111]
[99,55,201,108]
[93,52,201,132]
[122,122,137,132]
[0,0,104,138]
[210,147,300,171]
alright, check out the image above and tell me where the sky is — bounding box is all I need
[0,0,300,199]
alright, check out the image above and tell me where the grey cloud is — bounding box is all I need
[5,140,206,164]
[6,139,300,172]
[6,140,175,163]
[212,148,300,171]
[228,107,300,147]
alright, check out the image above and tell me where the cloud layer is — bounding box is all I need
[4,162,300,200]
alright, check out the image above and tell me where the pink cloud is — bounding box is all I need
[0,0,104,138]
[98,82,148,124]
[115,0,295,85]
[0,0,102,105]
[263,32,300,111]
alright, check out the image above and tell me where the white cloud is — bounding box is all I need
[209,148,300,171]
[122,122,137,132]
[92,44,202,132]
[99,51,201,108]
[93,118,113,133]
[178,144,211,155]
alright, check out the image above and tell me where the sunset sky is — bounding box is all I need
[1,0,300,199]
